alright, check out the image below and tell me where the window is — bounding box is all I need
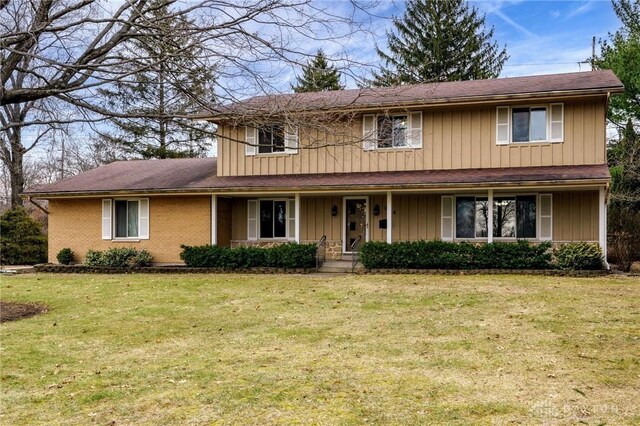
[512,107,547,142]
[455,195,537,239]
[258,125,285,154]
[493,195,536,238]
[259,200,287,239]
[455,197,488,239]
[377,115,408,148]
[114,200,139,238]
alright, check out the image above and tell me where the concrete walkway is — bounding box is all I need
[0,265,36,275]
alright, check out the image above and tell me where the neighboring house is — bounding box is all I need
[24,70,624,264]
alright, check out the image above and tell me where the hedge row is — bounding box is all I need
[360,240,603,270]
[180,243,317,269]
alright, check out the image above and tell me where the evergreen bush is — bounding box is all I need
[180,243,316,269]
[0,208,47,265]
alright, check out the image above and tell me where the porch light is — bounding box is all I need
[373,204,381,216]
[331,205,338,216]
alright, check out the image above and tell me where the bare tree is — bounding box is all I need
[1,0,376,206]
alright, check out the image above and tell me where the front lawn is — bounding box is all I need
[1,274,638,424]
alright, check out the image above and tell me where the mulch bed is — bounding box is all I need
[0,301,48,323]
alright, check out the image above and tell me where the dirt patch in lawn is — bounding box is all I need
[0,301,47,322]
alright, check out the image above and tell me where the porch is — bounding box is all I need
[210,186,607,261]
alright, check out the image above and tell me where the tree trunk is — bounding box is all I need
[9,130,25,208]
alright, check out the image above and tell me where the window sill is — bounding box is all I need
[508,141,563,147]
[111,239,141,243]
[253,152,297,157]
[373,146,420,151]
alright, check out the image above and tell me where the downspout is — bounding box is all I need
[27,197,49,215]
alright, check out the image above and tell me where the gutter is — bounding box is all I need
[22,178,611,199]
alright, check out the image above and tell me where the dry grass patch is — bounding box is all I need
[1,273,639,425]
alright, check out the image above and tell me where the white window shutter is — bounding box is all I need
[362,114,376,151]
[247,200,258,240]
[441,196,454,241]
[102,199,112,240]
[539,194,553,241]
[287,199,296,240]
[138,198,149,239]
[409,111,423,148]
[550,103,564,142]
[496,106,510,145]
[284,125,299,154]
[245,126,257,156]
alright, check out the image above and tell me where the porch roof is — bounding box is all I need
[23,158,610,198]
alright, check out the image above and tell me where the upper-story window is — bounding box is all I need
[258,125,285,154]
[496,103,563,145]
[363,112,423,151]
[245,124,298,156]
[512,107,547,142]
[377,115,408,148]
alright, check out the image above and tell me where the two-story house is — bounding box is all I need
[24,70,624,264]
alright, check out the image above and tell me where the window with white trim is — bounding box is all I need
[248,199,294,240]
[455,195,537,239]
[362,112,422,150]
[496,103,564,144]
[258,125,285,154]
[377,115,408,148]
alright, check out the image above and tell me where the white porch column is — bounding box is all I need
[599,186,609,268]
[487,189,494,243]
[211,194,217,245]
[295,193,301,243]
[386,191,393,243]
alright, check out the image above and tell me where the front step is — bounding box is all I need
[317,260,362,273]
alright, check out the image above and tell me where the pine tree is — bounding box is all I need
[372,0,508,86]
[292,50,344,93]
[98,3,216,159]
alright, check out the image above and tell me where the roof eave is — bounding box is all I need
[199,87,624,123]
[21,177,611,199]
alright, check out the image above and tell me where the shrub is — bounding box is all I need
[554,242,604,270]
[180,243,316,269]
[0,207,47,265]
[83,247,153,267]
[360,240,552,270]
[56,248,74,265]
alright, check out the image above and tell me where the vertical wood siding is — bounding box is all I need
[217,99,606,177]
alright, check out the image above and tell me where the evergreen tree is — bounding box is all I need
[292,50,344,93]
[596,0,640,126]
[372,0,508,86]
[98,3,216,159]
[0,208,47,265]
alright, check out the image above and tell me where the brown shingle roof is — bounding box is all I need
[201,70,623,119]
[24,158,610,197]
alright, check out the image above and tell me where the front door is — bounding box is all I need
[344,198,368,253]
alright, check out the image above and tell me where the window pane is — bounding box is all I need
[127,201,138,237]
[259,200,273,238]
[115,200,128,238]
[274,201,287,238]
[392,116,408,147]
[516,195,536,238]
[258,128,271,154]
[377,116,392,148]
[530,108,547,141]
[272,125,285,152]
[512,108,530,142]
[493,197,516,237]
[456,197,475,238]
[475,198,488,237]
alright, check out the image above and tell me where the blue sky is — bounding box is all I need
[292,0,622,88]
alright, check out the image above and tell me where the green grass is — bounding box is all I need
[1,273,639,425]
